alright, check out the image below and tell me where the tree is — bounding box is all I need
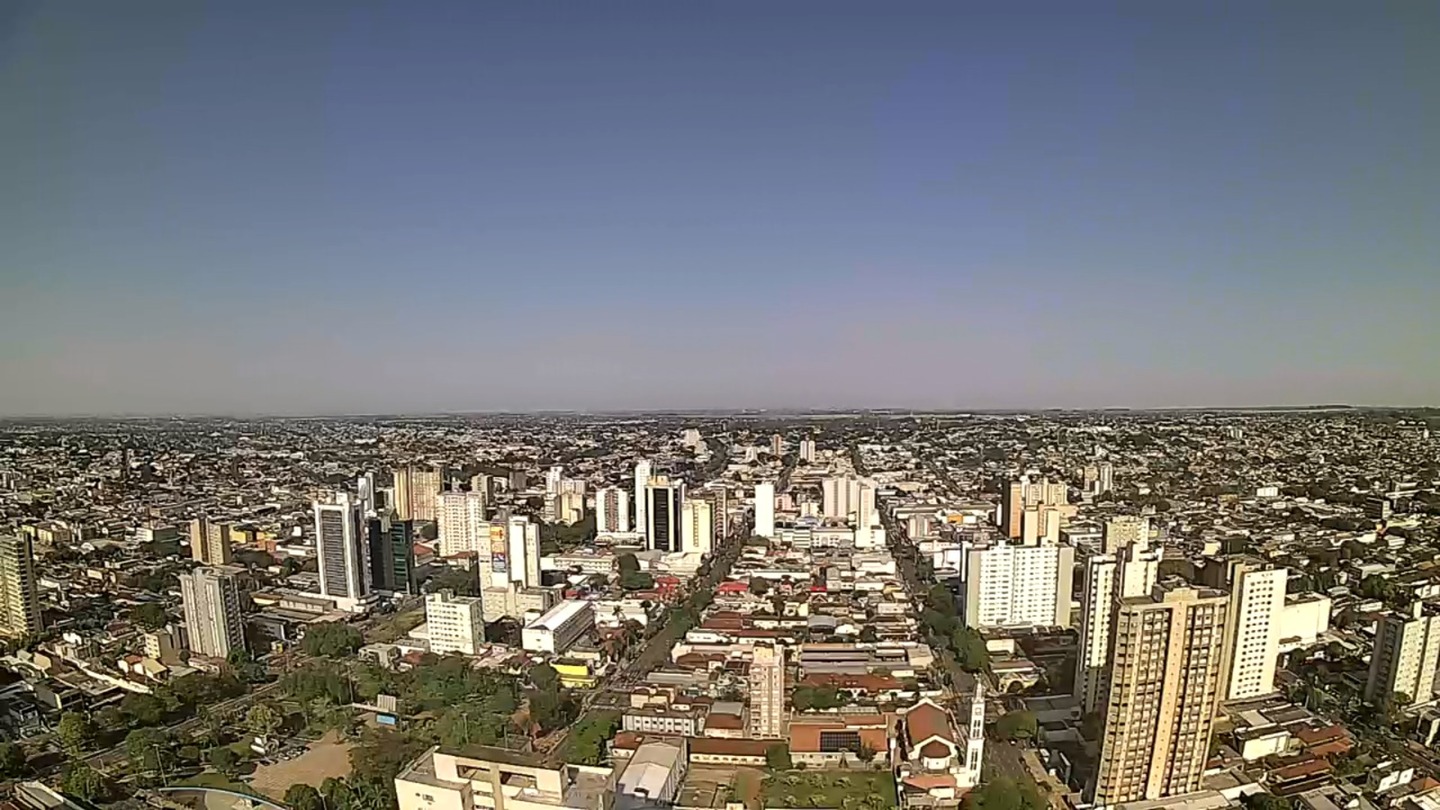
[926,584,954,614]
[953,627,990,673]
[620,571,655,590]
[286,784,325,810]
[855,742,879,765]
[121,692,167,727]
[996,710,1039,741]
[531,663,560,694]
[56,711,95,755]
[248,702,284,740]
[60,763,113,802]
[961,777,1045,810]
[125,728,174,774]
[426,567,479,597]
[350,728,429,782]
[0,741,26,778]
[129,602,169,630]
[302,622,364,658]
[749,577,771,596]
[209,745,241,776]
[1360,575,1393,602]
[1242,793,1294,810]
[859,626,878,643]
[765,743,793,771]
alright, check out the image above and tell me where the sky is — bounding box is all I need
[1,1,1437,415]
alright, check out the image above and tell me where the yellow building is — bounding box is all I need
[552,661,598,689]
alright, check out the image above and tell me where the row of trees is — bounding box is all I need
[920,584,989,673]
[55,668,250,755]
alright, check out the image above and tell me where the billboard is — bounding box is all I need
[489,525,508,574]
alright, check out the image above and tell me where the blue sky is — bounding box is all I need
[1,1,1436,414]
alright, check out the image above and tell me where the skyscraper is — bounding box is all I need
[393,465,443,522]
[0,534,42,639]
[754,482,775,538]
[1366,602,1440,705]
[822,476,862,520]
[682,497,714,556]
[749,642,785,739]
[507,515,542,589]
[595,486,631,534]
[313,492,371,611]
[437,491,490,557]
[179,567,244,659]
[1224,565,1288,700]
[632,460,652,534]
[1075,537,1163,712]
[645,476,685,553]
[367,513,415,595]
[1090,585,1229,807]
[189,517,233,565]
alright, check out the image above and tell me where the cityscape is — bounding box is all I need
[1,411,1439,810]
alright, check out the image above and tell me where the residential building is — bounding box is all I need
[179,567,244,659]
[1224,564,1289,700]
[313,491,371,611]
[437,491,490,557]
[960,539,1074,630]
[522,600,594,654]
[425,591,485,656]
[754,482,775,539]
[1366,602,1440,705]
[1075,537,1162,712]
[798,438,816,463]
[596,486,631,534]
[1000,475,1071,541]
[682,497,714,556]
[367,513,415,594]
[1090,586,1229,807]
[633,459,653,535]
[506,515,542,589]
[748,642,785,739]
[0,534,42,639]
[189,517,233,565]
[393,465,443,522]
[1103,516,1149,554]
[822,476,862,520]
[645,476,685,553]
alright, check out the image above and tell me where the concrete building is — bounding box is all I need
[1366,602,1440,706]
[1090,586,1229,808]
[754,482,775,539]
[437,491,491,558]
[895,684,985,804]
[633,459,653,535]
[522,600,594,654]
[960,540,1074,630]
[313,491,371,612]
[425,591,486,656]
[507,516,542,589]
[1000,475,1071,541]
[1075,538,1162,712]
[1225,565,1289,700]
[822,476,862,521]
[394,747,611,810]
[682,497,713,556]
[748,642,785,739]
[798,438,816,463]
[480,584,558,624]
[393,465,443,523]
[644,476,685,553]
[1102,516,1150,554]
[188,517,233,565]
[596,486,631,534]
[616,739,687,810]
[179,567,244,659]
[0,534,42,639]
[368,513,415,595]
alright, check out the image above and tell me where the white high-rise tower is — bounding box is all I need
[313,492,371,612]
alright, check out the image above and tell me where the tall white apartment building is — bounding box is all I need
[798,438,816,463]
[437,491,490,557]
[595,486,631,534]
[682,498,714,556]
[313,492,371,611]
[179,567,244,659]
[633,460,652,534]
[0,534,42,639]
[822,476,862,521]
[1075,538,1162,712]
[1103,516,1150,553]
[749,643,786,738]
[1225,566,1288,700]
[1366,602,1440,705]
[545,466,564,494]
[754,482,775,539]
[507,515,542,589]
[960,539,1074,630]
[393,465,443,523]
[426,590,485,656]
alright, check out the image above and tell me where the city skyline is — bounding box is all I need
[3,2,1438,416]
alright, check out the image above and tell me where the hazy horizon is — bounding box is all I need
[3,2,1437,416]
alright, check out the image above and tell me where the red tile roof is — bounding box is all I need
[905,700,956,745]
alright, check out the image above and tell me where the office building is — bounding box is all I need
[1000,475,1071,541]
[596,486,631,534]
[960,539,1074,630]
[645,476,685,553]
[1075,538,1163,712]
[313,492,370,611]
[754,482,775,539]
[1366,602,1440,705]
[0,534,42,639]
[749,643,786,739]
[426,591,485,656]
[682,497,714,556]
[522,600,594,654]
[393,465,443,523]
[188,517,233,565]
[798,438,816,463]
[1090,586,1229,807]
[179,568,244,659]
[367,513,415,595]
[633,459,652,535]
[437,491,490,557]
